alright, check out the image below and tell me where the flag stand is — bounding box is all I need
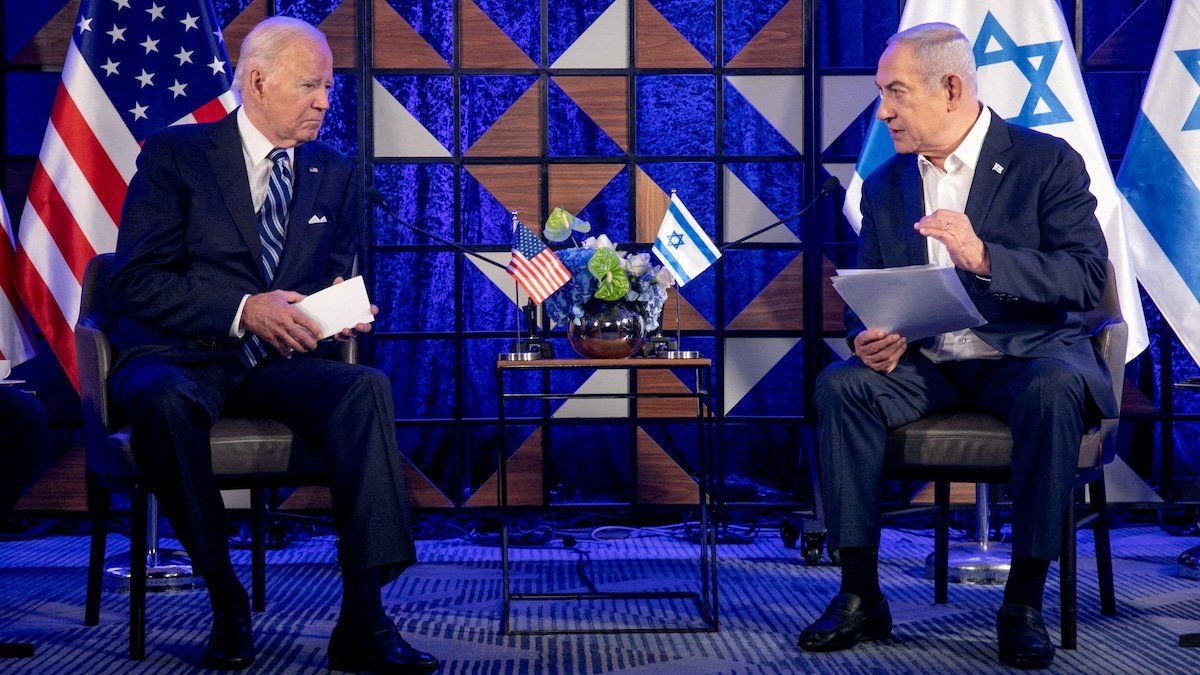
[500,211,547,361]
[657,282,699,360]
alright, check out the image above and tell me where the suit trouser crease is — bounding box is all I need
[815,354,1086,560]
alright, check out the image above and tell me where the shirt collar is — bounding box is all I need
[236,107,294,165]
[918,105,991,176]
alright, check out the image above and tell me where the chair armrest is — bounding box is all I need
[1093,318,1128,415]
[75,323,113,454]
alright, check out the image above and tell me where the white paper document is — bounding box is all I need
[831,264,986,341]
[295,276,375,339]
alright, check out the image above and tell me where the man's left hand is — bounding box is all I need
[331,276,378,342]
[915,209,990,276]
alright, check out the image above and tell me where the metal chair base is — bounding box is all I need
[102,549,201,593]
[925,542,1012,585]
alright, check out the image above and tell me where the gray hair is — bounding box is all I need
[886,22,977,95]
[232,16,329,99]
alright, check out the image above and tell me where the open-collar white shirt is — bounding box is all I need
[916,105,1003,362]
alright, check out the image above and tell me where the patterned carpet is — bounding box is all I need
[2,524,1200,673]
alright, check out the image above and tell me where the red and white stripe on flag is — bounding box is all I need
[14,0,236,389]
[507,250,572,304]
[1,191,35,369]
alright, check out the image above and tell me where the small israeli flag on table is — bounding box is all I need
[652,193,721,286]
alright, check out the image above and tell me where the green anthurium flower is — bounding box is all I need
[572,216,592,234]
[544,207,578,243]
[587,246,621,278]
[595,270,630,301]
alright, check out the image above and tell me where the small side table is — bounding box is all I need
[495,357,718,635]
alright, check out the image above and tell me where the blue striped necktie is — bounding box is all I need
[243,147,293,366]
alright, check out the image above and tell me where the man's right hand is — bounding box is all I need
[240,290,323,357]
[853,329,907,374]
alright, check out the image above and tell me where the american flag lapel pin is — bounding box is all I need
[992,162,1004,175]
[309,166,319,173]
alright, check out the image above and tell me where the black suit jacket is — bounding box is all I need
[850,110,1116,418]
[111,111,359,368]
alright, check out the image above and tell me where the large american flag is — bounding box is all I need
[15,0,236,388]
[1,191,34,372]
[506,222,571,304]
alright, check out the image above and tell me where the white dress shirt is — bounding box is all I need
[229,108,294,337]
[916,106,1003,363]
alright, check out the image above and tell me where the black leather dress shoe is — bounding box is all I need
[327,616,440,673]
[798,593,892,652]
[203,610,255,670]
[996,604,1055,669]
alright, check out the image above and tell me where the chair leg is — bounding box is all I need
[129,485,148,660]
[251,487,266,613]
[934,481,950,605]
[1091,469,1117,617]
[1060,491,1077,650]
[84,473,110,627]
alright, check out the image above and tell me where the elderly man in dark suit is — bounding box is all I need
[110,17,437,673]
[798,23,1114,670]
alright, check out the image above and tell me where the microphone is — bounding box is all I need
[367,187,508,270]
[718,176,840,251]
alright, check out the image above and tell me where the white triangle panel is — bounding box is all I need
[726,75,805,153]
[551,0,628,69]
[553,370,629,418]
[722,167,798,244]
[723,337,800,414]
[372,79,452,158]
[467,252,528,307]
[820,75,879,151]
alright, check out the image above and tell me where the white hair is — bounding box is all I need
[887,22,978,95]
[232,16,329,100]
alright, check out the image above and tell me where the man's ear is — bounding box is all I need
[247,69,267,102]
[944,73,965,111]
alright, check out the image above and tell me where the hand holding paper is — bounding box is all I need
[295,276,376,340]
[831,264,986,341]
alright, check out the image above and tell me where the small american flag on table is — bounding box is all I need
[506,222,571,304]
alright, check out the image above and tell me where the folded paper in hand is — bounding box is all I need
[295,276,374,339]
[831,264,985,341]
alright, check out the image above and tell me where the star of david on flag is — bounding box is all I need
[841,0,1147,362]
[652,193,721,286]
[14,0,236,388]
[1117,0,1200,367]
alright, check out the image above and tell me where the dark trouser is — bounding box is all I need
[110,353,416,578]
[814,353,1087,561]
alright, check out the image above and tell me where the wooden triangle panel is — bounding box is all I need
[548,164,624,215]
[636,428,698,504]
[465,164,543,230]
[221,0,268,66]
[636,370,708,418]
[278,455,452,509]
[318,0,357,68]
[465,428,544,507]
[635,168,671,243]
[819,256,846,332]
[726,0,805,68]
[465,83,542,157]
[728,253,803,330]
[13,447,85,511]
[460,0,537,68]
[910,481,976,506]
[373,0,449,68]
[552,76,629,151]
[635,0,710,68]
[663,288,713,330]
[11,0,79,65]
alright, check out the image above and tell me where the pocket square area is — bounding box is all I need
[308,215,328,224]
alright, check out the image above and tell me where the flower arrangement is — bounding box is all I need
[541,208,672,333]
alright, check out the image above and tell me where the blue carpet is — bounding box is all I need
[2,526,1200,673]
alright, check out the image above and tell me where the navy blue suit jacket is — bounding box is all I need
[111,111,359,368]
[850,110,1116,418]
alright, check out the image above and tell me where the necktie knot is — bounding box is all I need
[268,148,288,165]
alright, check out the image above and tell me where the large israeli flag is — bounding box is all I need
[652,194,721,286]
[1118,0,1200,366]
[843,0,1148,361]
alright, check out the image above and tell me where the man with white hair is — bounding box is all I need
[110,17,438,672]
[800,23,1114,670]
